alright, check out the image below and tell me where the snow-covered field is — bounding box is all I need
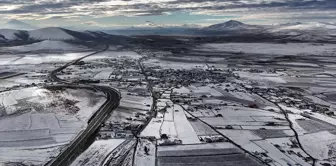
[141,104,199,144]
[201,43,336,56]
[219,130,262,148]
[158,142,241,157]
[71,139,125,166]
[0,145,62,165]
[254,139,311,166]
[107,92,152,127]
[134,139,156,166]
[301,131,336,160]
[0,87,106,165]
[119,92,152,111]
[161,121,178,138]
[173,104,200,144]
[140,113,164,138]
[0,52,94,65]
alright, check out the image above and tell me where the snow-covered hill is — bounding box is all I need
[0,27,110,43]
[200,20,336,42]
[268,22,336,42]
[205,21,336,32]
[0,29,25,40]
[275,22,336,31]
[2,40,88,52]
[28,27,76,40]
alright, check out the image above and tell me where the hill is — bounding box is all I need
[3,19,37,30]
[2,40,89,52]
[0,27,111,42]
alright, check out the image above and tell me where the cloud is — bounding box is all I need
[82,21,101,26]
[1,0,335,16]
[0,0,335,25]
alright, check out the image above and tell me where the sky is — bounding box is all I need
[0,0,336,29]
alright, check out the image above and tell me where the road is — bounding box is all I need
[47,45,121,166]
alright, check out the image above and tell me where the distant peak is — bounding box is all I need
[217,20,245,27]
[225,20,244,24]
[5,19,37,30]
[7,19,25,24]
[204,20,260,31]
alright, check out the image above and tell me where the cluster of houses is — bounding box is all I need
[249,86,335,116]
[147,68,233,88]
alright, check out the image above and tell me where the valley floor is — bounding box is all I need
[1,37,336,166]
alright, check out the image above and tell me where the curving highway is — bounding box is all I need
[46,45,121,166]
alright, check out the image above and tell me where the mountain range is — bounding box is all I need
[0,27,112,42]
[0,20,335,43]
[201,20,336,34]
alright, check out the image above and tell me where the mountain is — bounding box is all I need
[28,27,76,40]
[0,21,335,44]
[274,22,336,31]
[268,22,336,42]
[203,20,336,32]
[0,27,112,42]
[203,20,261,31]
[4,19,37,30]
[0,29,27,40]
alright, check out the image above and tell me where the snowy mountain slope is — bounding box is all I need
[0,29,25,40]
[27,27,111,41]
[28,27,76,40]
[63,29,110,41]
[275,22,336,31]
[200,20,336,42]
[268,22,336,42]
[2,40,88,52]
[205,21,336,32]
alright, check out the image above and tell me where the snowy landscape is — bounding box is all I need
[1,19,336,166]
